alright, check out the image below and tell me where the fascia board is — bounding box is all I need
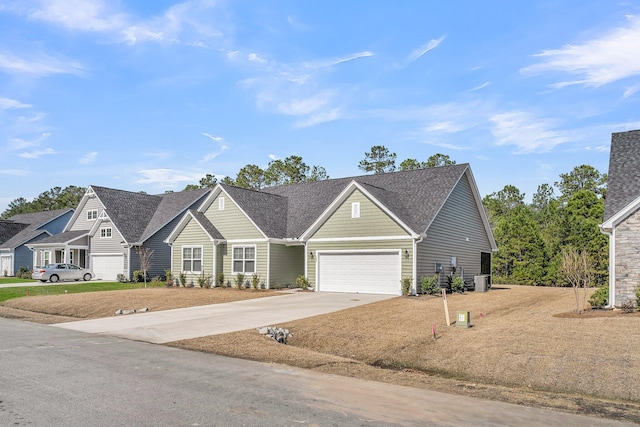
[196,186,223,213]
[601,194,640,230]
[63,187,96,232]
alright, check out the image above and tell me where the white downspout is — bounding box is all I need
[413,233,425,295]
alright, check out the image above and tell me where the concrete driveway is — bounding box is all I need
[51,291,394,344]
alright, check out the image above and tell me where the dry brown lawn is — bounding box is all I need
[3,285,640,423]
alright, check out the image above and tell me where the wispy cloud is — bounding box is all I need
[7,0,223,46]
[18,147,56,158]
[136,168,205,185]
[522,15,640,88]
[406,36,445,64]
[201,133,228,162]
[79,151,98,164]
[0,169,28,176]
[469,82,490,92]
[7,133,50,151]
[490,111,572,153]
[0,52,84,76]
[0,97,31,109]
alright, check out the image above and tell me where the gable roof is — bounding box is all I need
[85,186,210,244]
[0,220,29,245]
[166,209,225,243]
[220,184,289,238]
[261,163,470,238]
[603,129,640,223]
[0,209,73,250]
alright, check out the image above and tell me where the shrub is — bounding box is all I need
[117,273,127,283]
[296,275,310,290]
[401,277,412,296]
[234,273,245,289]
[150,276,164,287]
[588,285,608,309]
[179,273,187,287]
[620,300,636,314]
[636,285,640,310]
[216,272,225,288]
[17,266,32,279]
[451,276,465,293]
[420,275,439,295]
[197,273,212,288]
[165,269,173,286]
[251,274,260,290]
[132,270,145,283]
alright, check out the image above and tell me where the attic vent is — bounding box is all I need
[351,202,360,219]
[219,197,225,211]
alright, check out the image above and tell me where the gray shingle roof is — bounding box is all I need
[0,209,72,250]
[0,220,29,245]
[256,163,469,238]
[221,184,289,238]
[30,230,88,245]
[91,186,209,243]
[189,210,225,240]
[603,130,640,222]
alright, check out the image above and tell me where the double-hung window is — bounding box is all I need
[182,246,202,273]
[232,246,255,274]
[100,227,112,238]
[87,210,98,220]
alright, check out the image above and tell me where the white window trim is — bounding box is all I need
[100,227,112,239]
[351,202,360,219]
[219,197,225,211]
[87,210,98,221]
[231,244,257,275]
[182,245,203,273]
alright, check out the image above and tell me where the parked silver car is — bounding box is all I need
[32,263,94,283]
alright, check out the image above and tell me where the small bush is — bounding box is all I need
[17,266,32,279]
[132,270,145,283]
[150,276,164,287]
[636,286,640,309]
[117,273,128,283]
[296,275,310,290]
[620,300,636,314]
[251,274,260,290]
[234,273,245,289]
[420,275,439,295]
[401,277,412,296]
[216,272,225,288]
[164,269,173,286]
[451,276,465,293]
[179,273,187,287]
[589,285,608,309]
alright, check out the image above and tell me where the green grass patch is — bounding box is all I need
[0,282,147,303]
[0,277,35,285]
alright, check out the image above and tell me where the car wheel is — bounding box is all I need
[49,274,59,283]
[83,273,91,281]
[40,279,47,283]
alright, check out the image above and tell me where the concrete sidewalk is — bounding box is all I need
[52,292,394,344]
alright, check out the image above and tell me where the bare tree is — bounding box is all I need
[560,247,592,314]
[135,246,154,288]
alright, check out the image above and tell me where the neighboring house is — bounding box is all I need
[28,186,210,281]
[601,129,640,307]
[0,209,74,276]
[166,164,497,295]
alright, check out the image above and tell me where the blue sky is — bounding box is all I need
[1,1,640,213]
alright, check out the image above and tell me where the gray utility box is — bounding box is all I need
[474,275,490,292]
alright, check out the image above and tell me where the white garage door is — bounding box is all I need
[0,255,12,276]
[91,254,124,281]
[317,252,401,295]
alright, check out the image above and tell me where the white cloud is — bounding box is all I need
[304,51,374,70]
[202,132,223,142]
[469,82,490,92]
[623,84,640,98]
[522,15,640,87]
[268,154,279,161]
[490,111,572,153]
[0,97,31,109]
[247,53,266,64]
[406,36,445,64]
[7,133,50,151]
[28,0,127,32]
[0,169,28,176]
[277,93,332,116]
[201,133,228,162]
[293,108,341,128]
[0,52,84,77]
[79,151,98,164]
[18,147,56,158]
[136,168,204,185]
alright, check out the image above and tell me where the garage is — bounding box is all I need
[0,255,12,276]
[91,254,124,281]
[317,251,401,295]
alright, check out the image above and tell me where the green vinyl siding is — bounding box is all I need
[269,243,304,288]
[203,193,263,240]
[171,218,214,283]
[217,241,268,287]
[311,190,409,239]
[307,239,413,290]
[417,173,492,285]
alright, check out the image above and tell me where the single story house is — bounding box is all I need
[28,186,210,281]
[166,164,497,295]
[0,209,73,276]
[601,129,640,307]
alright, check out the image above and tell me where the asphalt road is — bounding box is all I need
[0,318,632,427]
